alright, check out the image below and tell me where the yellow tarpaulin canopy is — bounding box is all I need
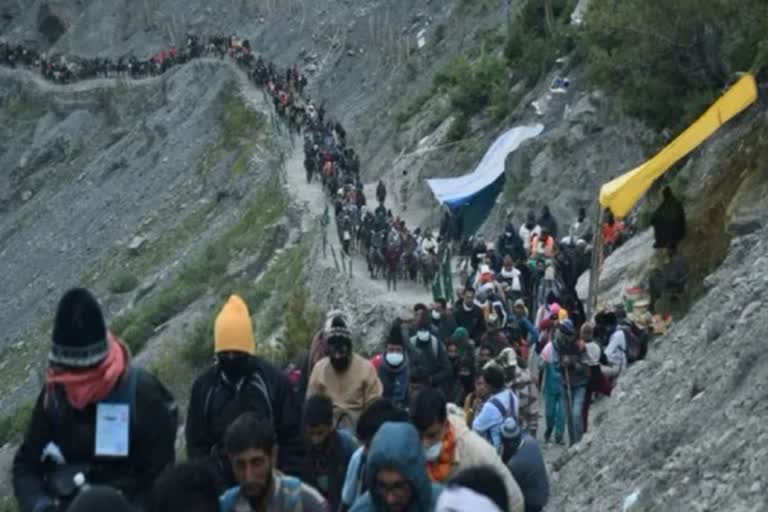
[599,74,758,218]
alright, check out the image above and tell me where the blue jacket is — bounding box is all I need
[509,313,539,347]
[378,359,410,409]
[541,348,562,396]
[349,422,442,512]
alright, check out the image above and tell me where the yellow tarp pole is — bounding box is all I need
[599,74,758,218]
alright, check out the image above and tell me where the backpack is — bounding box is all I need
[620,323,648,365]
[489,390,519,424]
[203,370,273,424]
[220,476,304,512]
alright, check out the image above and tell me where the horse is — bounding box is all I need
[421,251,439,289]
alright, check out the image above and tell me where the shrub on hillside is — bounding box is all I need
[282,287,322,364]
[447,114,470,142]
[435,54,510,119]
[107,270,140,294]
[580,0,768,130]
[505,0,576,86]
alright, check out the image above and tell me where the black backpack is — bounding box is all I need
[203,370,273,423]
[620,322,648,365]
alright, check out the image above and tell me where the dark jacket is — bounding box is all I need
[350,423,442,512]
[538,212,558,239]
[556,335,589,389]
[302,430,358,510]
[185,356,304,482]
[12,365,178,512]
[453,303,487,342]
[507,433,549,509]
[431,313,458,344]
[407,334,454,396]
[378,358,410,409]
[651,194,686,248]
[498,226,525,261]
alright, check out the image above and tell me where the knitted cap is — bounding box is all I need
[451,326,469,342]
[386,321,405,347]
[325,315,352,346]
[214,295,256,355]
[50,288,109,368]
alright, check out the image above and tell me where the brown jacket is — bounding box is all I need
[307,354,382,425]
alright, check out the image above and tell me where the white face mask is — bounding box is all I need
[432,310,441,321]
[385,352,404,367]
[417,330,431,342]
[424,441,442,462]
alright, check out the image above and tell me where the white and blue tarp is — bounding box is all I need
[427,124,545,208]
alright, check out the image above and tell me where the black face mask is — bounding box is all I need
[218,352,251,381]
[330,354,351,372]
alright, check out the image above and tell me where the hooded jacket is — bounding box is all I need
[446,414,525,512]
[349,422,442,512]
[13,363,177,512]
[185,355,304,480]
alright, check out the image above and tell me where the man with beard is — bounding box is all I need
[220,414,329,512]
[307,316,383,427]
[186,296,303,489]
[411,389,525,512]
[302,395,359,509]
[349,422,442,512]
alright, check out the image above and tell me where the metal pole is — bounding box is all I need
[586,205,605,318]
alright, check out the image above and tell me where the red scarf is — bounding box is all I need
[46,333,127,411]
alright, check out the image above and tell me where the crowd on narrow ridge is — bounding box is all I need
[2,30,692,512]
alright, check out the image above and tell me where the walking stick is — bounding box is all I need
[563,364,575,446]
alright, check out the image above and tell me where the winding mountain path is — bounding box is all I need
[1,57,434,318]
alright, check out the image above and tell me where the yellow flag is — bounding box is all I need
[599,74,758,218]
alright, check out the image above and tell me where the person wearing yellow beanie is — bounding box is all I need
[185,295,305,488]
[214,295,256,355]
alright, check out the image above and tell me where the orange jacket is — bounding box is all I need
[530,235,555,258]
[602,221,624,245]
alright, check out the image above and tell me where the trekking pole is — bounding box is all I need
[563,365,575,446]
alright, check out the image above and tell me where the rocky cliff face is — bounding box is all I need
[0,60,285,408]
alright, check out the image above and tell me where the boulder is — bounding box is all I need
[127,235,147,255]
